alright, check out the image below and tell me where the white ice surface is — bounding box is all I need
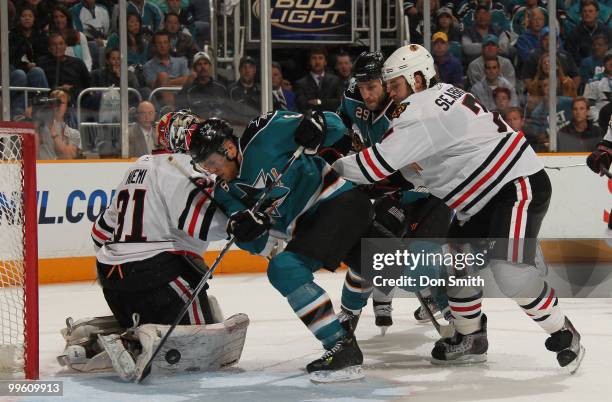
[29,271,612,402]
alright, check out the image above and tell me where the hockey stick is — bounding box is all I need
[137,146,305,383]
[167,155,228,215]
[415,290,454,338]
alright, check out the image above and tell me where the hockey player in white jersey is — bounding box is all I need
[57,111,249,380]
[332,44,584,373]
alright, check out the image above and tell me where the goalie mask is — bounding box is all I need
[157,110,202,153]
[188,118,236,165]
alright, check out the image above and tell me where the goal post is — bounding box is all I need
[0,122,39,380]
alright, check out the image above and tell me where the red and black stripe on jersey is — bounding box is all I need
[355,143,396,183]
[91,212,113,248]
[442,131,530,215]
[178,187,219,241]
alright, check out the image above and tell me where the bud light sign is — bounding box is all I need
[249,0,354,43]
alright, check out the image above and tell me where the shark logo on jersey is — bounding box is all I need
[235,169,290,218]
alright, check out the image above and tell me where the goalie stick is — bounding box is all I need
[137,146,305,383]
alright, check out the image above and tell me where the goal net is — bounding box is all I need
[0,123,38,380]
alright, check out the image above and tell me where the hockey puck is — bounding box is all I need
[165,349,181,365]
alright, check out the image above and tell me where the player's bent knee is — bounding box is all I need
[489,259,544,298]
[267,252,316,296]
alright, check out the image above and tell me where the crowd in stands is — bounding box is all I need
[4,0,611,159]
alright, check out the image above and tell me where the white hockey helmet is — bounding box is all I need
[382,44,436,90]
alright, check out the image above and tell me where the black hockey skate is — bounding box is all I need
[307,335,364,383]
[545,317,585,374]
[337,306,361,335]
[373,300,393,335]
[431,314,488,365]
[414,295,442,323]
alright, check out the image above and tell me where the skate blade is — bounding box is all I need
[431,353,487,366]
[565,345,585,375]
[310,365,364,383]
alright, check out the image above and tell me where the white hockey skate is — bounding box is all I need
[545,317,586,374]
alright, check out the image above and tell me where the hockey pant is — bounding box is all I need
[97,252,214,328]
[342,195,453,313]
[446,170,565,336]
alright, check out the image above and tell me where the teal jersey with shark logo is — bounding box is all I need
[214,110,353,254]
[337,78,396,147]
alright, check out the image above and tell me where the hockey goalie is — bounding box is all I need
[56,111,249,380]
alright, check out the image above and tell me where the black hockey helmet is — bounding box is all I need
[353,51,385,82]
[188,118,236,164]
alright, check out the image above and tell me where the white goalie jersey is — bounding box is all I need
[92,153,228,264]
[332,83,543,220]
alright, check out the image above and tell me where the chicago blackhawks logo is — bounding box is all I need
[391,103,408,119]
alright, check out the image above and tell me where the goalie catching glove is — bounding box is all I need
[294,109,327,155]
[587,140,612,175]
[227,210,271,242]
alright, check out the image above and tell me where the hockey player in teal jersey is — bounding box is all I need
[335,51,454,334]
[187,110,374,382]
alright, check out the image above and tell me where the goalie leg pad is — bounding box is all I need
[134,313,250,378]
[57,315,123,372]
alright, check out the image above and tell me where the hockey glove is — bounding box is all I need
[294,109,327,155]
[227,210,271,243]
[587,140,612,175]
[373,195,407,238]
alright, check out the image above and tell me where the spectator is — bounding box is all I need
[106,12,152,66]
[38,33,91,103]
[526,53,577,113]
[37,89,82,160]
[166,0,194,27]
[493,86,513,114]
[112,0,164,33]
[177,51,228,117]
[7,0,15,29]
[584,51,612,123]
[164,12,196,60]
[128,101,158,157]
[434,7,463,42]
[461,0,510,33]
[228,56,261,112]
[143,31,190,89]
[516,7,546,64]
[50,5,93,71]
[184,0,211,47]
[461,5,501,64]
[84,48,143,152]
[510,0,548,36]
[578,34,609,84]
[335,52,353,91]
[23,0,54,31]
[565,0,612,65]
[272,62,296,112]
[9,6,50,116]
[471,58,518,111]
[70,0,110,39]
[558,96,604,151]
[525,78,574,151]
[467,34,516,88]
[90,48,143,104]
[432,31,464,88]
[504,106,524,130]
[295,48,343,113]
[522,26,580,90]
